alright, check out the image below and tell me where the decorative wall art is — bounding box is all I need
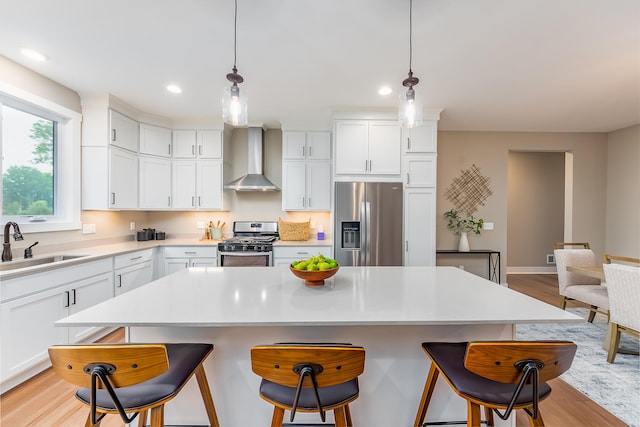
[444,164,493,216]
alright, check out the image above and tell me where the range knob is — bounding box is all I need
[261,245,267,251]
[242,244,248,251]
[253,245,260,251]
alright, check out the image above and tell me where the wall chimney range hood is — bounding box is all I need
[224,127,280,191]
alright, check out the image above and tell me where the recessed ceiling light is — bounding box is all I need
[378,86,392,96]
[166,84,182,94]
[20,48,47,62]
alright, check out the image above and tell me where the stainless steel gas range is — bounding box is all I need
[217,221,278,267]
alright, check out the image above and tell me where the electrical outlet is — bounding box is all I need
[196,221,205,229]
[546,254,555,264]
[82,223,96,234]
[483,222,494,230]
[459,265,465,271]
[130,222,136,231]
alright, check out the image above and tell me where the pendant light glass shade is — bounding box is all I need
[222,80,248,126]
[399,85,423,128]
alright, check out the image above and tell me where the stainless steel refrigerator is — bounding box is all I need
[334,182,403,266]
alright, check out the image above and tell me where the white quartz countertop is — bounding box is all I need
[56,266,581,327]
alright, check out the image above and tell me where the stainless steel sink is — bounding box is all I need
[0,254,87,271]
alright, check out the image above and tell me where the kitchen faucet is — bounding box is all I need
[2,222,24,262]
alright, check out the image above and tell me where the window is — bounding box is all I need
[2,104,55,216]
[0,83,81,232]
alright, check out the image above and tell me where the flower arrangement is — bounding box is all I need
[443,209,484,235]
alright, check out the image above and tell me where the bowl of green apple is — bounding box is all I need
[289,255,339,286]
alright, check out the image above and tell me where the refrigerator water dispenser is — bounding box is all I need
[341,222,361,249]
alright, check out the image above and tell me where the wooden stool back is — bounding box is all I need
[251,344,365,388]
[464,341,577,384]
[48,344,168,389]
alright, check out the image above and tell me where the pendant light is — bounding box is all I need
[399,0,423,129]
[222,0,248,126]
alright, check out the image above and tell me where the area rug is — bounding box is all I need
[517,308,639,426]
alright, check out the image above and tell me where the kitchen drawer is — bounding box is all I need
[113,249,154,269]
[273,246,332,259]
[164,246,217,258]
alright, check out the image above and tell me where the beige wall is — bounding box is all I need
[605,125,640,258]
[437,131,609,280]
[507,152,564,269]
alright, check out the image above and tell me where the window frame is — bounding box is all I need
[0,82,81,233]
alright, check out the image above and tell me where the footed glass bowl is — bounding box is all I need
[289,265,339,286]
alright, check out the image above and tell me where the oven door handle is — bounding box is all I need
[218,251,271,256]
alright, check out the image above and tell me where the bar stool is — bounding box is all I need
[251,343,365,427]
[414,341,577,427]
[48,343,219,427]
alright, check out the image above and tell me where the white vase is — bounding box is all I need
[458,231,470,252]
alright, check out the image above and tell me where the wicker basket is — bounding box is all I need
[278,218,310,241]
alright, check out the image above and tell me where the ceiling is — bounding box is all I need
[1,0,638,132]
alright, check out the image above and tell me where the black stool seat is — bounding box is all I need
[423,342,552,407]
[260,378,359,410]
[76,343,212,411]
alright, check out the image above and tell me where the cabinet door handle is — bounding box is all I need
[117,274,122,287]
[296,251,310,255]
[406,241,409,251]
[308,197,311,207]
[192,145,195,155]
[130,256,143,261]
[168,196,171,206]
[192,196,195,207]
[198,196,201,206]
[184,251,197,255]
[111,192,116,205]
[309,146,312,157]
[302,146,306,157]
[64,291,70,308]
[302,197,305,207]
[111,129,116,142]
[407,137,411,150]
[72,289,77,305]
[407,173,410,185]
[199,145,202,156]
[168,144,172,155]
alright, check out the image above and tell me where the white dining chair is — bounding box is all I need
[603,263,640,363]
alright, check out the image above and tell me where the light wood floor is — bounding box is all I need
[0,274,629,426]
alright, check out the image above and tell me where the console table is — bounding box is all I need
[436,249,501,283]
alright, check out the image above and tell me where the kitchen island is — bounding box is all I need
[56,266,581,426]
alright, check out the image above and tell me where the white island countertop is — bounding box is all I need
[56,266,581,328]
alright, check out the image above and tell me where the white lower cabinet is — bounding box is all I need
[114,249,154,296]
[404,188,436,266]
[163,246,218,276]
[273,245,332,267]
[0,259,113,392]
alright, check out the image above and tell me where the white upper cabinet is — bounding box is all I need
[109,110,138,152]
[403,155,437,188]
[139,123,172,157]
[172,130,222,159]
[335,120,400,175]
[283,131,331,160]
[139,156,172,209]
[172,160,225,210]
[401,121,437,153]
[282,161,331,211]
[108,148,138,209]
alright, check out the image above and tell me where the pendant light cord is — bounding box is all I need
[233,0,238,68]
[409,0,413,72]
